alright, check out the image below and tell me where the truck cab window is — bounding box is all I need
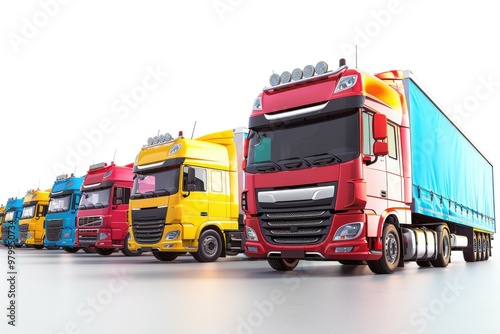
[388,123,397,159]
[362,112,375,155]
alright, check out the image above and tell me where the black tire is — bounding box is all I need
[152,251,180,261]
[63,247,80,253]
[430,228,451,267]
[338,260,366,265]
[121,234,143,256]
[463,231,477,262]
[83,247,95,253]
[33,244,44,250]
[192,229,222,263]
[367,224,400,274]
[46,246,60,250]
[480,233,487,261]
[416,260,431,267]
[477,232,483,261]
[95,248,115,256]
[484,234,490,261]
[268,258,300,271]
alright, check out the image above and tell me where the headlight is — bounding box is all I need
[245,226,258,241]
[334,223,363,240]
[334,75,358,93]
[166,230,180,240]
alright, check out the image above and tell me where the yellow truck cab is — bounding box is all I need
[128,128,246,262]
[19,188,51,249]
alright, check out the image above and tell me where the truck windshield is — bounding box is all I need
[132,167,180,199]
[246,111,359,173]
[21,205,36,219]
[79,188,111,209]
[5,211,15,222]
[48,195,71,213]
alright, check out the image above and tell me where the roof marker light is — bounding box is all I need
[291,68,303,81]
[303,65,315,78]
[315,61,328,75]
[269,73,280,86]
[280,71,292,84]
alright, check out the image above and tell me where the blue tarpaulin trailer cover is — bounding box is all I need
[404,77,495,233]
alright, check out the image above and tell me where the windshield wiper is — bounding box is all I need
[131,193,145,199]
[305,153,342,166]
[154,189,171,196]
[278,157,311,169]
[144,191,157,198]
[254,161,282,172]
[94,203,105,208]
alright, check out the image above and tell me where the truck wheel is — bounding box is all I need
[463,231,477,262]
[33,245,44,250]
[63,247,80,253]
[152,251,180,261]
[367,224,400,274]
[121,234,143,256]
[95,248,115,256]
[83,247,96,253]
[268,258,299,271]
[416,261,431,267]
[430,228,451,267]
[192,229,222,263]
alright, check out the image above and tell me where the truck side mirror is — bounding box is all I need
[373,113,387,140]
[187,167,196,191]
[113,188,123,205]
[373,141,389,156]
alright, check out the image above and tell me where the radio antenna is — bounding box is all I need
[191,121,197,139]
[112,149,117,163]
[355,44,358,68]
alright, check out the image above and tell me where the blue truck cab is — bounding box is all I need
[44,174,84,252]
[2,198,24,247]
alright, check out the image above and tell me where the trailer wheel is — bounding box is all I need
[63,247,80,253]
[484,234,490,261]
[430,228,451,267]
[152,251,180,261]
[95,248,115,256]
[121,233,143,256]
[476,232,484,261]
[463,231,477,262]
[192,229,222,263]
[268,258,299,271]
[367,224,400,274]
[480,233,487,261]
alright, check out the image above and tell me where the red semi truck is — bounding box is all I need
[243,59,495,274]
[75,162,141,256]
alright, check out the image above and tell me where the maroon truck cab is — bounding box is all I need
[75,162,141,256]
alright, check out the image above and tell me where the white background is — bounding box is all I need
[1,1,499,213]
[0,0,500,332]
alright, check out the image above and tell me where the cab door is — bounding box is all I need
[181,166,208,239]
